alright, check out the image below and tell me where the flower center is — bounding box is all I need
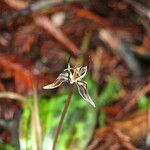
[70,70,80,84]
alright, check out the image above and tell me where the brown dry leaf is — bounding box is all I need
[4,0,28,10]
[0,55,33,93]
[13,25,37,53]
[91,110,148,149]
[132,36,150,57]
[4,0,80,56]
[70,6,110,28]
[117,84,150,118]
[113,128,136,150]
[34,16,80,56]
[91,109,149,150]
[67,6,141,35]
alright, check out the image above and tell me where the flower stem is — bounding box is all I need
[52,84,75,150]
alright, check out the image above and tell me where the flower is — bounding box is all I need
[43,64,96,107]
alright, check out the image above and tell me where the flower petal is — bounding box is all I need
[76,80,96,107]
[64,63,74,72]
[43,73,68,89]
[79,66,87,79]
[59,70,69,80]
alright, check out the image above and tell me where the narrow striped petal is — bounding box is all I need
[79,66,87,79]
[76,80,96,107]
[43,72,68,89]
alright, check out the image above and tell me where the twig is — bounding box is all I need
[0,0,76,25]
[2,0,141,36]
[99,29,142,76]
[113,128,137,150]
[35,16,80,56]
[0,91,26,102]
[0,0,59,24]
[4,0,80,56]
[117,84,150,118]
[52,84,75,150]
[118,39,142,76]
[69,6,141,35]
[123,0,150,19]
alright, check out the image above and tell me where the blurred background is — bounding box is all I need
[0,0,150,150]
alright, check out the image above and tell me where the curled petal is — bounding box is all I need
[43,73,68,89]
[79,66,87,79]
[64,63,74,73]
[59,70,69,80]
[76,80,96,107]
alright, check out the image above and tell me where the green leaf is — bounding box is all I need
[19,75,98,150]
[41,93,97,150]
[41,75,97,150]
[19,99,32,150]
[98,111,106,127]
[0,144,17,150]
[138,95,149,109]
[97,76,122,107]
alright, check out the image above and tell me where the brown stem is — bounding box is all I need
[52,84,75,150]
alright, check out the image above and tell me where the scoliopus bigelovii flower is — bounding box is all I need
[43,64,96,107]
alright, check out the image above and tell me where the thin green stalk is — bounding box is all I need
[52,84,75,150]
[32,81,42,150]
[31,110,38,150]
